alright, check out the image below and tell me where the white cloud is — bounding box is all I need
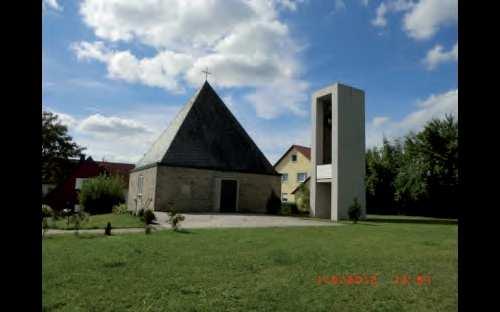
[372,3,388,27]
[74,0,308,118]
[43,0,62,11]
[335,0,346,11]
[244,79,309,119]
[403,0,458,40]
[366,89,458,148]
[45,105,182,163]
[77,114,152,137]
[423,41,458,70]
[53,111,78,128]
[361,0,371,7]
[371,0,457,40]
[372,0,414,28]
[372,116,390,127]
[72,42,193,93]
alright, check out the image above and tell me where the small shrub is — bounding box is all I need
[112,203,128,215]
[137,208,145,218]
[167,207,185,231]
[348,197,362,224]
[145,224,153,235]
[279,203,298,216]
[143,209,156,225]
[42,205,54,238]
[79,174,125,215]
[105,222,112,236]
[295,183,310,213]
[42,204,53,220]
[70,210,90,235]
[266,190,281,215]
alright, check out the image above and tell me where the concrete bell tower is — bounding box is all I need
[310,83,366,221]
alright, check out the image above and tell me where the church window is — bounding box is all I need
[138,175,144,196]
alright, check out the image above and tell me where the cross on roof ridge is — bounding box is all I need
[202,67,211,81]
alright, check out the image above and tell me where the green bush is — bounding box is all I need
[280,203,298,216]
[42,204,53,219]
[70,210,90,235]
[79,174,125,215]
[137,208,145,218]
[266,190,281,215]
[112,203,129,215]
[348,197,362,224]
[143,209,156,225]
[167,207,185,231]
[295,184,310,213]
[105,222,112,236]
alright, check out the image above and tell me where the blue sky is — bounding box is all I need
[42,0,457,164]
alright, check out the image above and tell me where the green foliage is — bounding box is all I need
[42,111,85,184]
[137,208,145,218]
[42,205,54,238]
[42,204,54,219]
[143,209,156,225]
[69,210,90,236]
[295,183,310,213]
[266,190,281,215]
[167,208,185,231]
[112,203,129,215]
[105,222,112,236]
[348,198,362,224]
[365,115,458,218]
[280,203,299,216]
[79,174,125,215]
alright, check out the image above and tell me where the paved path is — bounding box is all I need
[43,213,339,236]
[44,227,150,236]
[154,212,340,229]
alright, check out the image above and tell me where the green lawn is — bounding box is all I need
[42,219,457,311]
[47,213,143,230]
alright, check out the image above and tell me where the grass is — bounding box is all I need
[47,213,143,230]
[42,218,457,311]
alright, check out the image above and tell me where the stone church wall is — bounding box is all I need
[153,166,281,213]
[127,166,158,214]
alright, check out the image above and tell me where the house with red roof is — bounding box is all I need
[273,145,311,203]
[44,155,134,212]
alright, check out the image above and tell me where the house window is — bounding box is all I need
[282,193,288,202]
[297,172,307,182]
[281,173,288,182]
[75,178,88,190]
[291,154,297,162]
[137,175,144,196]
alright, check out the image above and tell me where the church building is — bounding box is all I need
[127,81,281,214]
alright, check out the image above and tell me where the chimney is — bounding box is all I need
[80,154,85,162]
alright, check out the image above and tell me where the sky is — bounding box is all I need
[42,0,457,164]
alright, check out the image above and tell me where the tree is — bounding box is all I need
[365,137,402,214]
[395,115,458,217]
[295,183,310,213]
[42,111,84,184]
[366,115,458,218]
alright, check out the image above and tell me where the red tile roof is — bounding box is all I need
[96,161,135,178]
[292,145,311,160]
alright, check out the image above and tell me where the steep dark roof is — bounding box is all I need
[273,145,311,167]
[135,81,277,175]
